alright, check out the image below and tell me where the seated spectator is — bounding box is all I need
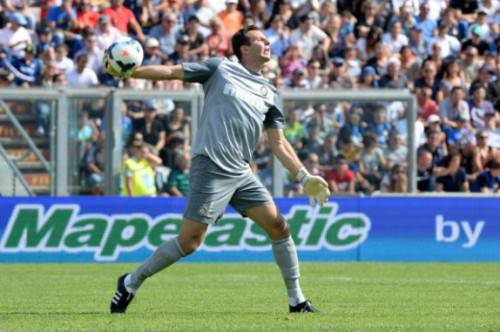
[381,20,408,54]
[290,13,329,61]
[461,46,481,85]
[316,133,337,170]
[66,53,98,88]
[166,151,190,197]
[439,86,470,129]
[461,24,491,56]
[284,110,305,145]
[384,130,408,170]
[417,87,438,121]
[436,149,469,192]
[468,84,495,129]
[417,149,436,192]
[46,0,77,31]
[217,0,244,37]
[286,67,309,88]
[75,0,100,31]
[470,64,499,111]
[325,154,356,194]
[418,129,447,168]
[483,111,500,148]
[359,132,386,191]
[367,106,392,147]
[96,15,123,50]
[165,107,190,151]
[439,58,466,97]
[74,31,104,74]
[338,109,365,146]
[148,13,180,58]
[181,15,208,60]
[380,164,408,193]
[428,20,461,59]
[3,45,41,87]
[359,66,378,88]
[143,37,164,66]
[444,112,476,148]
[207,17,231,57]
[80,131,105,194]
[133,104,166,154]
[280,44,306,79]
[474,129,497,170]
[101,0,145,42]
[329,57,354,89]
[0,12,32,54]
[304,60,322,89]
[414,59,443,103]
[264,14,290,58]
[122,142,162,197]
[53,43,74,75]
[169,34,193,64]
[470,159,500,193]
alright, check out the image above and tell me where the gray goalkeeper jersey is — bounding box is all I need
[183,57,284,174]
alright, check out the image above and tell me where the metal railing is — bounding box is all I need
[0,144,33,196]
[0,88,416,196]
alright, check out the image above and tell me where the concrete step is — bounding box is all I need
[0,114,37,122]
[23,172,50,188]
[16,161,49,172]
[0,124,38,138]
[0,101,32,115]
[0,137,50,148]
[6,148,50,162]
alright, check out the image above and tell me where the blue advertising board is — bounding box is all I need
[0,197,498,263]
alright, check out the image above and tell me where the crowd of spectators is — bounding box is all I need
[0,0,498,195]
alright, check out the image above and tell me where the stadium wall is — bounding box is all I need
[0,197,498,263]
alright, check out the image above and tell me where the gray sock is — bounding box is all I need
[126,237,185,292]
[272,236,306,306]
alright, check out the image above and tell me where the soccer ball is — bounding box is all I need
[106,38,144,76]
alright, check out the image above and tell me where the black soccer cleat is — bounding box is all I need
[289,300,319,313]
[110,274,135,314]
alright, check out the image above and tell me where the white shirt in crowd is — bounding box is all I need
[0,24,31,52]
[428,35,461,58]
[290,25,327,60]
[382,32,408,53]
[66,67,98,88]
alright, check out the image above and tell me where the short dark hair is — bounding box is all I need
[231,25,260,60]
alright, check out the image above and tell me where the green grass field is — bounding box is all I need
[0,263,499,332]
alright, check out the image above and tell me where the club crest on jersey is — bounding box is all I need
[260,86,268,97]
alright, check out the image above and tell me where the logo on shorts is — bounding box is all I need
[199,203,211,217]
[260,86,268,97]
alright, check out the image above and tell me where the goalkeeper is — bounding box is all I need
[107,26,330,314]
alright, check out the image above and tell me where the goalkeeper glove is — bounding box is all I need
[296,168,330,207]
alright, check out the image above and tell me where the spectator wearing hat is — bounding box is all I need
[461,24,491,55]
[101,0,145,42]
[217,0,244,36]
[95,15,123,50]
[359,65,379,88]
[286,67,309,88]
[469,84,495,129]
[66,52,98,88]
[35,26,59,57]
[76,0,100,30]
[2,44,42,87]
[329,56,354,89]
[168,33,192,64]
[0,12,31,53]
[264,14,290,58]
[428,20,461,59]
[408,25,428,61]
[148,14,180,57]
[290,13,329,61]
[379,57,408,89]
[143,37,163,66]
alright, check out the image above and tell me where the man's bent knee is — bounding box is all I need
[268,214,290,239]
[177,236,202,255]
[178,217,208,255]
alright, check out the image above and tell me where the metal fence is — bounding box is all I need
[0,88,415,196]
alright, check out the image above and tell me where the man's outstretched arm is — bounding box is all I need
[131,65,185,81]
[267,128,330,206]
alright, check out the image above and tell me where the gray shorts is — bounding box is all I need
[184,155,273,224]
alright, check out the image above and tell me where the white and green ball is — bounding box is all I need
[106,38,144,76]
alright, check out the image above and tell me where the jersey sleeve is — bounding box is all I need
[264,105,285,129]
[182,57,224,84]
